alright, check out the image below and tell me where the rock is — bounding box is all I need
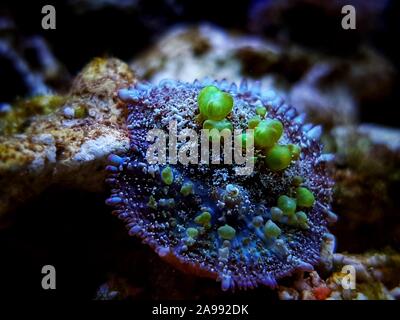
[131,24,394,129]
[288,47,395,128]
[131,23,282,85]
[344,48,395,103]
[288,63,357,129]
[0,58,136,223]
[327,251,400,300]
[357,124,400,152]
[329,124,400,252]
[278,251,400,300]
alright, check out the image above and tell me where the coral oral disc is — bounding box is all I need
[107,79,334,291]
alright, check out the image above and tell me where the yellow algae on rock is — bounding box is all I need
[0,58,136,222]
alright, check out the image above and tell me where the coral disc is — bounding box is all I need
[106,79,335,291]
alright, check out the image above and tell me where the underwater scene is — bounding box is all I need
[0,0,400,305]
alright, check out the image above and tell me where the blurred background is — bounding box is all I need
[0,0,399,300]
[1,0,399,124]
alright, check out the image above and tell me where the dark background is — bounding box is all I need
[0,0,399,300]
[1,0,399,127]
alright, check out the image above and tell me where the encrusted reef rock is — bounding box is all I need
[0,58,135,223]
[131,24,281,85]
[329,124,400,252]
[288,63,357,129]
[278,250,400,300]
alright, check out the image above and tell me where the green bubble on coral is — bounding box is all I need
[254,125,279,149]
[254,119,283,149]
[203,118,233,132]
[187,227,199,239]
[287,214,298,226]
[259,119,283,138]
[180,182,193,196]
[161,166,174,185]
[265,145,292,171]
[292,175,304,186]
[296,187,315,208]
[194,211,212,227]
[271,206,284,222]
[256,106,267,118]
[208,128,222,142]
[295,211,309,229]
[252,216,264,227]
[198,86,233,121]
[278,195,297,216]
[217,224,236,240]
[198,86,219,113]
[288,144,301,160]
[248,116,261,129]
[263,220,281,238]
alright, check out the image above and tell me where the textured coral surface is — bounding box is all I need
[105,78,335,291]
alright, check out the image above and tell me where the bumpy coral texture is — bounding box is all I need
[106,79,335,291]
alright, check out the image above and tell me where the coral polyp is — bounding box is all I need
[106,78,335,291]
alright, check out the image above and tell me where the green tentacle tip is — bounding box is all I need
[161,166,174,185]
[296,187,315,208]
[288,144,301,160]
[295,211,309,229]
[203,118,233,132]
[263,220,281,239]
[248,116,261,129]
[252,215,264,227]
[186,227,199,239]
[198,85,234,121]
[254,125,278,148]
[265,145,292,171]
[217,224,236,240]
[260,119,283,138]
[194,211,212,227]
[277,195,296,216]
[256,106,267,117]
[180,182,193,196]
[271,207,283,222]
[254,119,283,149]
[292,175,304,186]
